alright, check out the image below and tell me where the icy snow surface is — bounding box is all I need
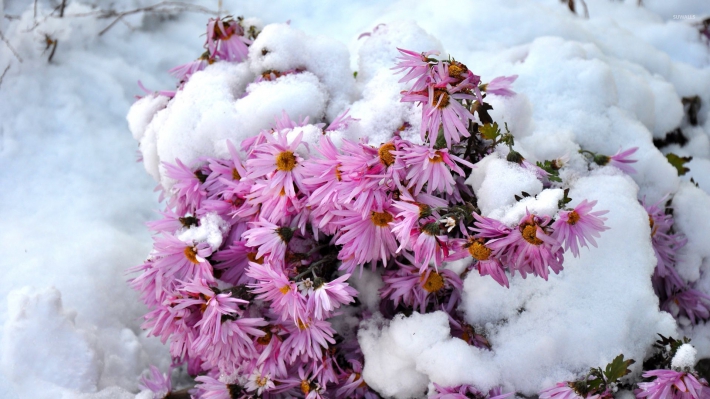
[2,0,710,398]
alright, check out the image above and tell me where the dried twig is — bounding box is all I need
[0,30,23,63]
[97,1,218,36]
[0,64,11,89]
[59,0,67,18]
[48,40,59,63]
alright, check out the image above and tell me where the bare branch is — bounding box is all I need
[0,64,11,89]
[0,30,23,63]
[59,0,67,18]
[96,1,219,36]
[48,40,59,63]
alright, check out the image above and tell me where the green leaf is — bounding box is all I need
[666,153,692,176]
[603,354,635,383]
[478,122,500,140]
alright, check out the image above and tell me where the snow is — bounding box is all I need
[177,212,229,251]
[2,0,710,397]
[671,343,698,371]
[466,155,543,218]
[461,173,677,393]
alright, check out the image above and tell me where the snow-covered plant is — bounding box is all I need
[126,10,710,399]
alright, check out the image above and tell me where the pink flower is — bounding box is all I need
[594,147,638,174]
[138,365,172,398]
[540,382,593,399]
[396,144,473,195]
[402,62,476,148]
[245,130,306,199]
[392,48,438,91]
[163,159,208,215]
[169,52,212,82]
[306,274,358,320]
[381,261,462,313]
[151,235,215,296]
[206,17,251,62]
[662,288,710,324]
[246,261,305,321]
[644,198,687,292]
[454,237,509,288]
[195,374,244,399]
[635,370,710,399]
[281,317,336,362]
[412,220,448,271]
[483,75,518,97]
[242,219,294,265]
[552,199,609,257]
[333,205,399,267]
[487,211,564,280]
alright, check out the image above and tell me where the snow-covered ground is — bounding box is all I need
[1,0,710,398]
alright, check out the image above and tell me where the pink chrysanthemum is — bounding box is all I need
[595,147,639,174]
[245,130,306,199]
[392,48,438,91]
[163,159,208,215]
[644,198,687,291]
[306,274,358,320]
[242,219,294,265]
[552,199,609,257]
[396,144,473,195]
[412,220,449,271]
[482,75,518,97]
[402,62,476,148]
[663,288,710,324]
[333,205,399,267]
[635,369,710,399]
[487,211,564,280]
[281,317,336,363]
[138,365,172,398]
[195,374,245,399]
[206,17,251,62]
[169,52,212,82]
[246,261,305,321]
[540,382,598,399]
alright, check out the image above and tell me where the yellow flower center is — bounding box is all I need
[371,211,394,227]
[247,252,264,264]
[448,61,468,78]
[521,224,543,245]
[256,328,272,345]
[567,210,580,225]
[468,240,492,261]
[300,380,310,394]
[421,271,445,293]
[184,246,200,264]
[296,318,309,330]
[378,143,396,166]
[279,285,291,295]
[276,151,297,171]
[433,89,450,109]
[431,151,444,163]
[232,167,241,181]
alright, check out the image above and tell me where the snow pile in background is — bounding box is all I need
[2,0,710,398]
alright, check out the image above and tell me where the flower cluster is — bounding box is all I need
[642,198,710,325]
[131,22,612,398]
